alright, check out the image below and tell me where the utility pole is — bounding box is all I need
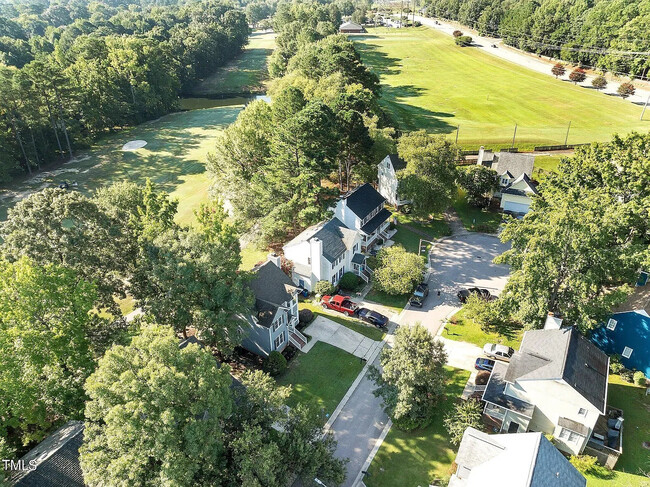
[400,0,403,27]
[511,123,517,149]
[641,94,650,121]
[455,125,460,144]
[564,120,571,146]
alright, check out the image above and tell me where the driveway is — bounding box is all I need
[436,336,483,371]
[400,232,510,336]
[302,316,379,359]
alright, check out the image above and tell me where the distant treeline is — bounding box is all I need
[423,0,650,78]
[0,0,248,182]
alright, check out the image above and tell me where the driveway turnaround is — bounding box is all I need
[302,316,379,359]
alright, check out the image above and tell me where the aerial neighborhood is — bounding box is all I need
[0,0,649,487]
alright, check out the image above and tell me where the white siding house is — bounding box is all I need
[500,173,539,215]
[378,154,411,207]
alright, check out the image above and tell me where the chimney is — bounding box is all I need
[268,252,282,268]
[544,312,563,330]
[477,146,485,166]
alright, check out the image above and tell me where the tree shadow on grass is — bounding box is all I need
[382,85,457,133]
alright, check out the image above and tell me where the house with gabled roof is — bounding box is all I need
[283,184,392,290]
[450,427,586,487]
[477,147,537,214]
[481,327,614,457]
[241,256,307,356]
[378,154,411,207]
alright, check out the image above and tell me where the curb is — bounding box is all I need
[352,418,393,487]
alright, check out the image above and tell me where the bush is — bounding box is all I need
[413,21,421,27]
[298,308,314,325]
[339,272,361,291]
[569,455,598,475]
[619,368,634,383]
[609,354,624,374]
[455,35,472,47]
[569,67,587,84]
[452,29,463,37]
[262,351,287,376]
[314,280,335,296]
[617,82,635,99]
[634,370,647,386]
[475,370,491,385]
[592,75,607,90]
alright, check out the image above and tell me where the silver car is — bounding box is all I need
[483,343,514,361]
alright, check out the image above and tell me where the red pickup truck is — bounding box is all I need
[320,294,358,316]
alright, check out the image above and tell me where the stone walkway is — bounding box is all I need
[302,316,380,360]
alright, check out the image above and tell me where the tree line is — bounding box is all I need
[0,0,249,182]
[422,0,650,78]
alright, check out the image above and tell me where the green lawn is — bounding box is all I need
[354,27,649,149]
[391,224,430,253]
[394,212,451,239]
[452,188,502,233]
[444,307,524,349]
[276,341,364,415]
[0,106,243,225]
[240,243,269,270]
[187,31,275,96]
[300,302,385,341]
[366,367,471,487]
[364,288,409,312]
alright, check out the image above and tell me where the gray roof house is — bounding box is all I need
[449,427,586,487]
[378,154,411,207]
[240,256,307,356]
[481,327,614,458]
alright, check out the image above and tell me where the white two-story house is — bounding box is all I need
[378,154,411,207]
[283,184,392,291]
[240,256,307,357]
[481,326,613,458]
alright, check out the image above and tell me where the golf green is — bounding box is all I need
[354,27,648,149]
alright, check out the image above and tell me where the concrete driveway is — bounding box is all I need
[302,316,379,359]
[400,232,510,336]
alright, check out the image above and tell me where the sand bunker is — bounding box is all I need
[122,140,147,151]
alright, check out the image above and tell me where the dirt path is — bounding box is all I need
[414,15,650,108]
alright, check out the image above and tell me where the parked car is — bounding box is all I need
[483,343,514,361]
[457,287,491,303]
[474,357,496,371]
[320,294,358,316]
[357,308,389,328]
[409,282,429,308]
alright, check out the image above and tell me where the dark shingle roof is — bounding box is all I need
[386,154,407,171]
[558,417,590,437]
[516,328,609,412]
[502,173,539,196]
[343,183,386,220]
[282,218,357,263]
[360,208,392,234]
[12,421,85,487]
[494,152,535,179]
[351,253,366,265]
[249,261,298,328]
[482,362,535,417]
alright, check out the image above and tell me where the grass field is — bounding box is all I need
[366,367,470,487]
[0,106,244,226]
[187,31,275,97]
[354,27,649,149]
[452,188,503,233]
[444,307,524,349]
[276,341,364,416]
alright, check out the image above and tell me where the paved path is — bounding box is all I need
[414,15,650,107]
[302,316,379,359]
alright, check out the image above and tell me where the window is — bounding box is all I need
[274,332,285,350]
[272,321,281,332]
[578,408,587,417]
[558,428,581,444]
[622,346,633,359]
[607,318,617,331]
[331,275,336,285]
[307,257,311,265]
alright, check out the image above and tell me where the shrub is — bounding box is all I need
[475,370,491,385]
[339,271,361,291]
[634,370,647,386]
[298,308,314,325]
[569,67,587,84]
[413,21,421,27]
[314,280,335,296]
[617,82,635,99]
[619,368,634,383]
[444,399,483,445]
[569,455,598,475]
[609,354,624,374]
[452,29,463,37]
[263,351,287,376]
[544,433,555,444]
[592,75,607,90]
[551,63,566,78]
[455,35,472,47]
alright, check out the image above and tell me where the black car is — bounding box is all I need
[408,282,429,308]
[357,308,389,328]
[457,287,491,304]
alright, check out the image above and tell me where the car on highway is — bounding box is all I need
[320,294,358,316]
[457,287,491,303]
[357,308,389,328]
[483,343,514,361]
[474,357,496,371]
[408,282,429,308]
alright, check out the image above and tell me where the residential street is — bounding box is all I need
[330,231,510,486]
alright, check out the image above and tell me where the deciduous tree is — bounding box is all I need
[551,63,565,78]
[591,75,607,90]
[617,82,635,99]
[373,245,425,295]
[444,399,483,445]
[569,67,586,84]
[458,164,498,207]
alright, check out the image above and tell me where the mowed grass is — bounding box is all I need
[188,31,276,96]
[452,188,502,233]
[354,27,649,149]
[0,106,244,225]
[276,341,364,415]
[366,367,471,487]
[444,307,524,349]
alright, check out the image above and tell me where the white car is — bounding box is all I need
[483,343,514,361]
